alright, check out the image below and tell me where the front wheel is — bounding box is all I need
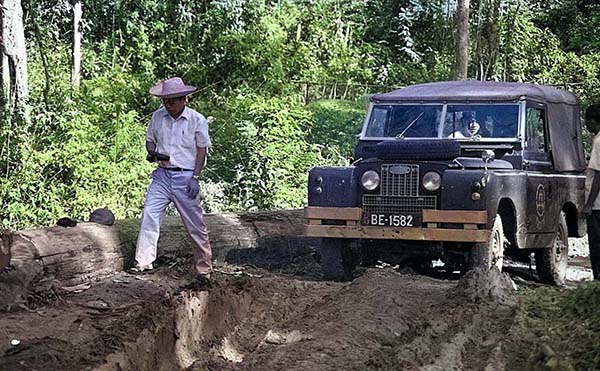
[535,212,568,285]
[468,214,505,271]
[320,238,354,281]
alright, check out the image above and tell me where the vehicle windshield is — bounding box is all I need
[363,103,519,140]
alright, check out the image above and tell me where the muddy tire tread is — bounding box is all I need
[469,214,505,271]
[536,212,568,286]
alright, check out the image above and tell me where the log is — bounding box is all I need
[0,233,11,272]
[0,210,305,306]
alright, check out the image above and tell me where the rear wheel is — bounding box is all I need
[535,212,568,285]
[320,238,354,281]
[469,214,505,271]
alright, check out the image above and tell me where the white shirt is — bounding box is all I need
[585,133,600,210]
[146,106,211,170]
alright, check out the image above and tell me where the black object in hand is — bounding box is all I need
[146,151,170,163]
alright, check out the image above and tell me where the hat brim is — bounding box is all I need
[149,85,197,98]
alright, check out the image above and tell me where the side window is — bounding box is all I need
[526,107,546,152]
[365,106,389,137]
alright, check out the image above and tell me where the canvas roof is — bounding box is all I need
[371,81,579,105]
[371,80,585,172]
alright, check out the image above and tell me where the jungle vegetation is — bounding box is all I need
[1,0,600,228]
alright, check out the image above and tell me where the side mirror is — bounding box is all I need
[482,149,495,171]
[481,149,495,163]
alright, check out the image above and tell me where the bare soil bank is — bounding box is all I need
[0,217,593,371]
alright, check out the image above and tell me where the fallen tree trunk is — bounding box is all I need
[0,209,305,306]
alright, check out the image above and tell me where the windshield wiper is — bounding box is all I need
[396,112,424,139]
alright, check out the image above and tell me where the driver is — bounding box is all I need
[449,112,480,138]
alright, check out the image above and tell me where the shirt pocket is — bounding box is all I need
[179,125,196,148]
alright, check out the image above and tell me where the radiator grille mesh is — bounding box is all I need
[380,164,419,196]
[363,195,437,213]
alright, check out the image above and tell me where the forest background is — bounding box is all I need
[1,0,600,229]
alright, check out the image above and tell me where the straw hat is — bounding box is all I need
[149,77,197,98]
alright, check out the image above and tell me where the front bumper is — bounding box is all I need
[304,207,490,242]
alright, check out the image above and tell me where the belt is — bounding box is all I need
[162,167,193,172]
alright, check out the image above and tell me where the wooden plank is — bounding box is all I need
[304,207,362,221]
[422,210,488,224]
[304,225,490,243]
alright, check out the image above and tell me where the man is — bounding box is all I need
[583,105,600,280]
[131,77,212,287]
[448,112,480,139]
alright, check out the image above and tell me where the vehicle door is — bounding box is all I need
[523,102,557,233]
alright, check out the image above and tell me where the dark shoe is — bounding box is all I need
[128,264,154,275]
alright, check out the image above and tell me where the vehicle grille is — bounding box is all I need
[362,164,437,213]
[380,164,419,196]
[363,195,437,213]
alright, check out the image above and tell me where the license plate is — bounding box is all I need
[363,213,421,227]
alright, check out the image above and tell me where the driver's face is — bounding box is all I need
[468,120,480,135]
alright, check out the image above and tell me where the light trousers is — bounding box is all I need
[135,167,212,276]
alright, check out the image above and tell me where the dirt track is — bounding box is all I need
[1,259,540,370]
[0,224,592,371]
[0,270,521,371]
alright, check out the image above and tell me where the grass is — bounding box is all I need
[518,281,600,370]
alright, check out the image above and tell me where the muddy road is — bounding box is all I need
[0,226,592,371]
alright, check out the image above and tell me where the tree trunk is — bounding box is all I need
[32,17,51,105]
[2,53,9,103]
[1,210,305,289]
[453,0,470,81]
[71,0,82,86]
[1,0,29,110]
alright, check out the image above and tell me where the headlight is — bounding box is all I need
[361,170,380,191]
[422,171,441,192]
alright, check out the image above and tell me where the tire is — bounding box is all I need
[359,239,380,267]
[468,214,505,271]
[320,238,354,281]
[535,212,568,286]
[375,139,461,160]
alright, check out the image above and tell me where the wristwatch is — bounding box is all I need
[192,174,200,180]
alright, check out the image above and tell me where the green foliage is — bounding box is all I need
[307,99,366,157]
[520,282,600,370]
[0,70,152,229]
[206,92,345,211]
[532,0,600,54]
[4,0,600,229]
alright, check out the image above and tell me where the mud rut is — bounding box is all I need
[1,240,534,371]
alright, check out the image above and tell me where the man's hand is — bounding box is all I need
[146,150,158,163]
[146,151,170,163]
[187,176,200,199]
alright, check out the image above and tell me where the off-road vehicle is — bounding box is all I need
[304,81,587,285]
